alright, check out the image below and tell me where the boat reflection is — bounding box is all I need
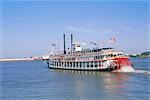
[50,69,129,98]
[52,69,128,80]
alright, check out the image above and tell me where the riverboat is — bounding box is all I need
[43,34,134,72]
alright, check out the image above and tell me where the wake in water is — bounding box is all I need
[134,70,150,74]
[113,66,135,72]
[113,66,150,74]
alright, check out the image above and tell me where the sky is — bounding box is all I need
[0,0,149,58]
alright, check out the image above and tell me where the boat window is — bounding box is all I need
[99,61,101,66]
[91,62,93,67]
[64,62,66,67]
[80,62,82,67]
[67,62,69,67]
[70,62,72,67]
[87,62,89,67]
[73,62,75,67]
[95,62,97,67]
[76,62,78,67]
[83,62,85,67]
[55,62,56,66]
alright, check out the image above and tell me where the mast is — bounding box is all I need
[63,34,66,54]
[71,34,73,55]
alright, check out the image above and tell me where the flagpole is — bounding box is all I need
[51,46,53,55]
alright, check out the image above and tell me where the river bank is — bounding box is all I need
[0,57,42,62]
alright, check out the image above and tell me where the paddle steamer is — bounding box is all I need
[43,34,134,72]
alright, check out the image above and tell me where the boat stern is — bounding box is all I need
[111,57,135,72]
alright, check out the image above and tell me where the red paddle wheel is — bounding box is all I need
[112,57,132,71]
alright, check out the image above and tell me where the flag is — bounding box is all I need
[51,43,56,46]
[93,42,97,45]
[90,42,97,45]
[82,42,87,46]
[109,37,116,43]
[90,42,93,44]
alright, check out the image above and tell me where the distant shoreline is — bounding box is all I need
[0,56,149,62]
[0,58,42,62]
[129,56,150,58]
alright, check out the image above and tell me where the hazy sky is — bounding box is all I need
[1,0,149,58]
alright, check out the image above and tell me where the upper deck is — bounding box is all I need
[48,47,127,62]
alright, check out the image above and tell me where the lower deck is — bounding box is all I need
[46,60,113,70]
[49,66,114,71]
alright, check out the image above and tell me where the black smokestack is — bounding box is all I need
[71,34,73,54]
[63,34,66,54]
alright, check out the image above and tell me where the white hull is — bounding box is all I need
[44,60,116,71]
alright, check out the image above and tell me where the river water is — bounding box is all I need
[0,57,149,100]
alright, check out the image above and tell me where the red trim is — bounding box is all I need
[112,57,131,70]
[113,57,129,60]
